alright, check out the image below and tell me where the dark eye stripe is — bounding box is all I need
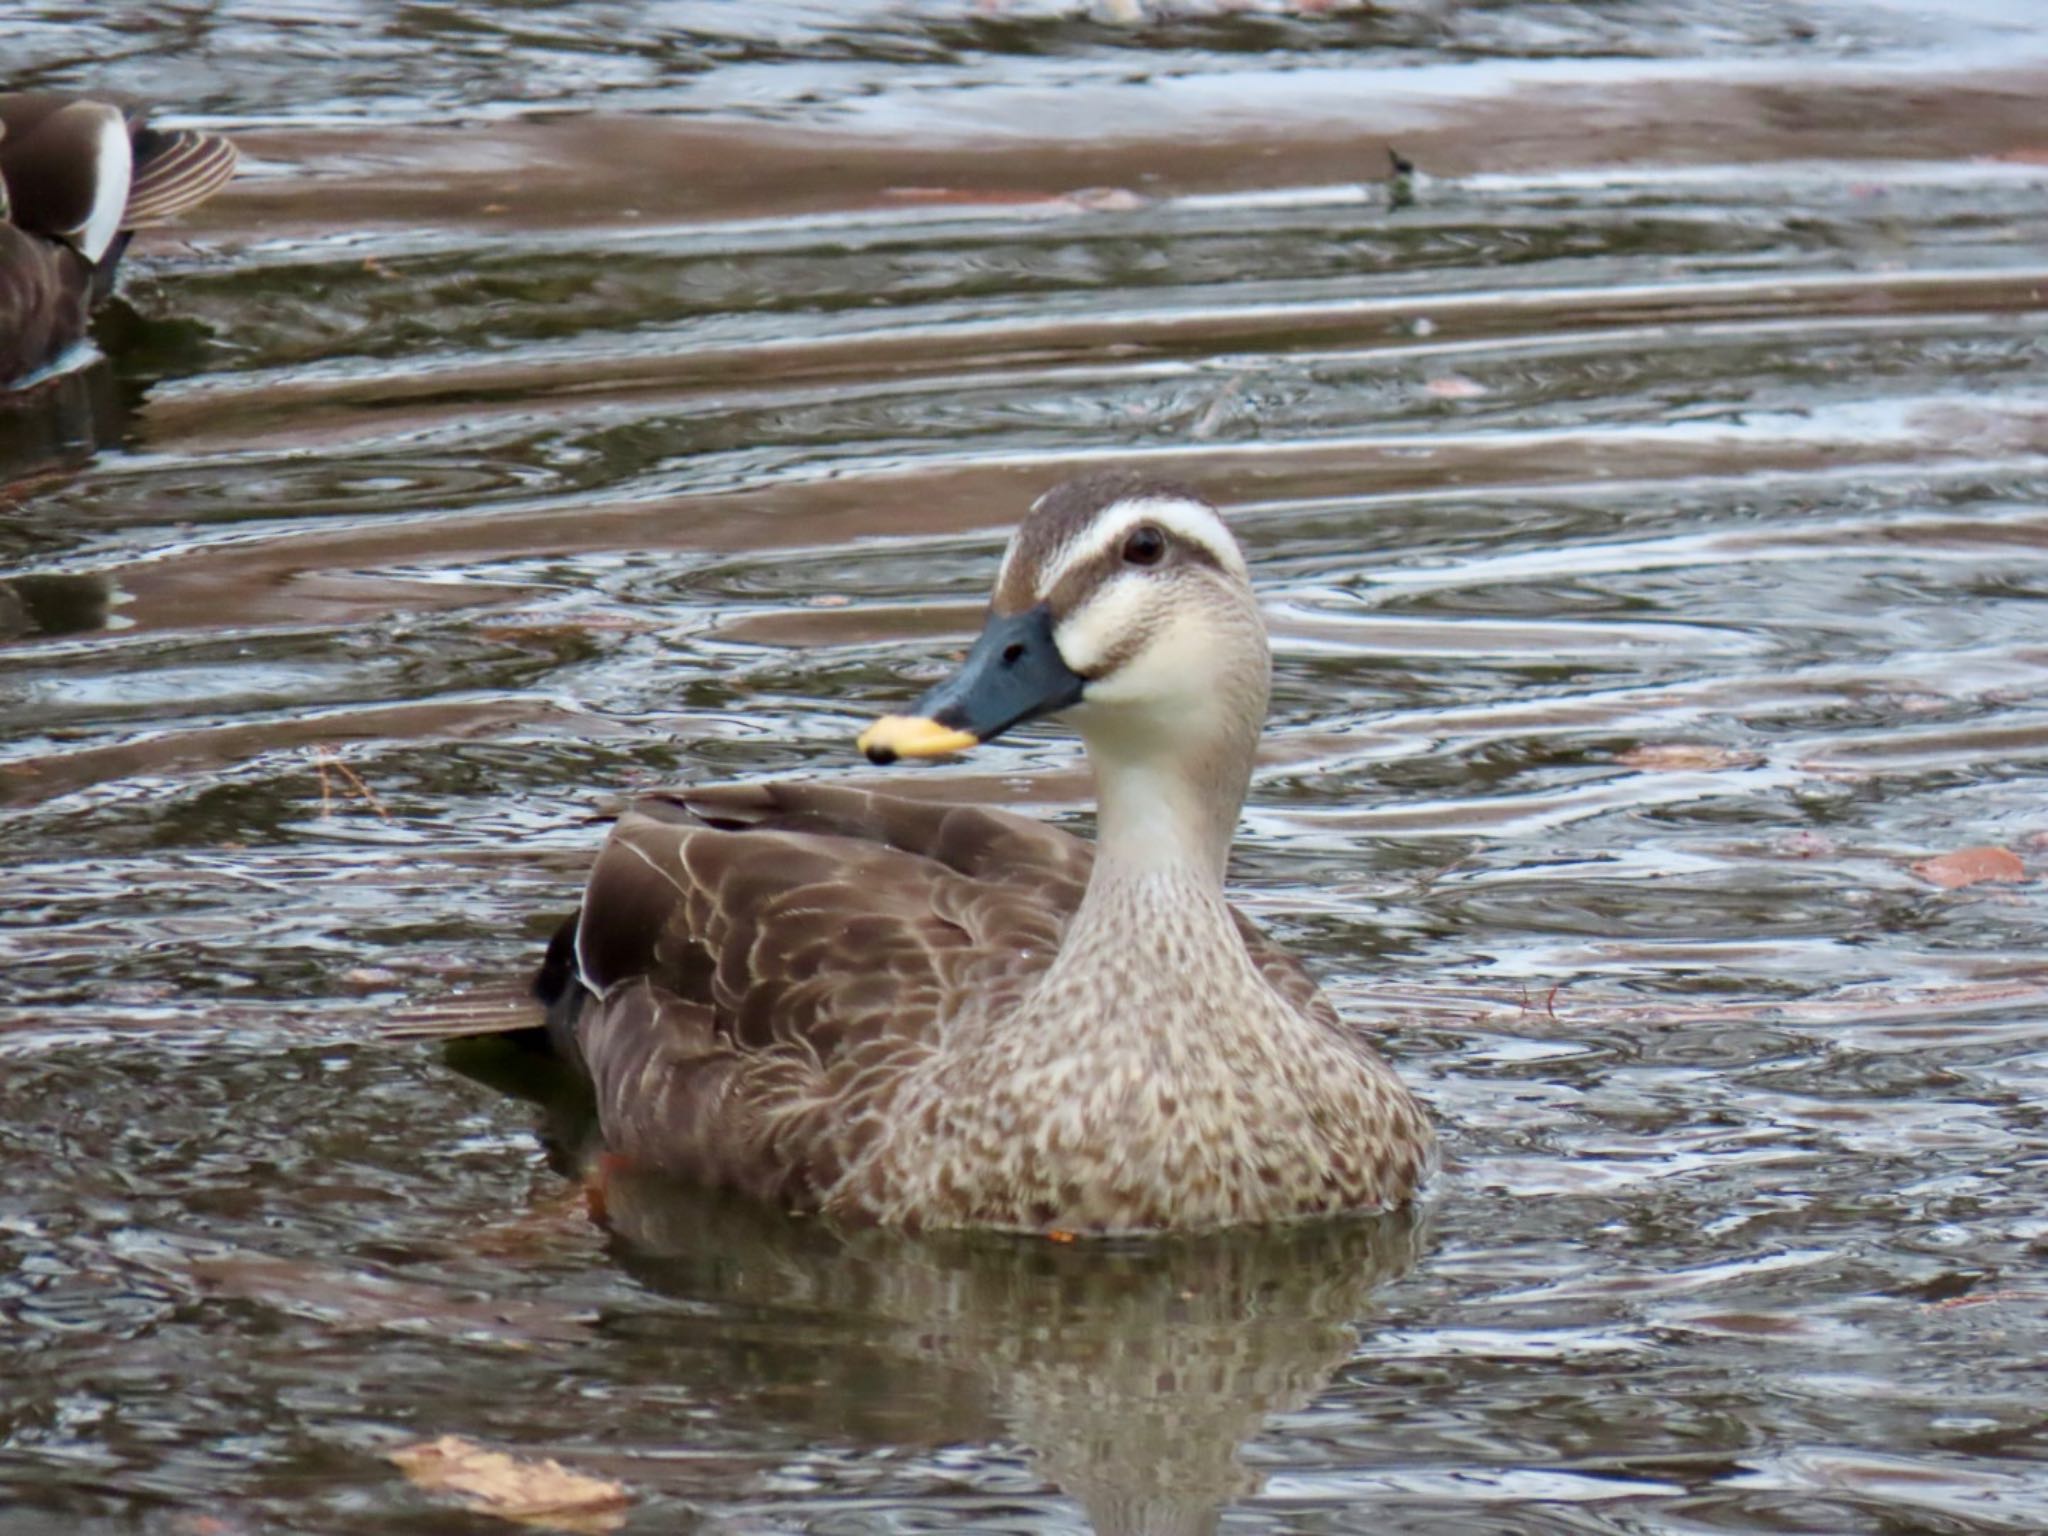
[1039,530,1227,621]
[994,502,1232,617]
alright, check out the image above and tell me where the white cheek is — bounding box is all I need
[1065,598,1225,712]
[1084,638,1183,710]
[1052,576,1151,678]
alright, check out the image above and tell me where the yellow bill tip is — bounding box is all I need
[858,715,979,765]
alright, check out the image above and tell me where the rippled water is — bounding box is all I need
[5,3,2048,1532]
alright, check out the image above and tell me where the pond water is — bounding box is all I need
[4,3,2048,1531]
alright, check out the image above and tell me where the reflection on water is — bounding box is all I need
[609,1172,1423,1536]
[4,0,2048,1531]
[456,1043,1423,1532]
[0,360,131,502]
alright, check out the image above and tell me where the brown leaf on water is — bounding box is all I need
[1060,185,1149,212]
[1928,1287,2048,1309]
[1615,743,1760,772]
[1422,373,1489,400]
[389,1436,630,1533]
[1910,846,2027,890]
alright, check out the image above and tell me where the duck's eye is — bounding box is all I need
[1121,524,1168,567]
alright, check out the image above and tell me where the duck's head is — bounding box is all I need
[860,474,1270,771]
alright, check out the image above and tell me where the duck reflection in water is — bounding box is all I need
[454,1011,1420,1534]
[609,1170,1421,1534]
[0,352,127,488]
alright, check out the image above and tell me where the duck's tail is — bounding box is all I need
[378,908,586,1060]
[124,124,238,228]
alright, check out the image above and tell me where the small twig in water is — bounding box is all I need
[1929,1289,2048,1310]
[1188,374,1247,440]
[313,746,392,822]
[1404,845,1478,898]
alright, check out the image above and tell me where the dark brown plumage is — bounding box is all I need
[0,92,237,387]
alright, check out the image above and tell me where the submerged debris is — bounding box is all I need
[1615,743,1762,772]
[388,1436,631,1533]
[1387,146,1417,208]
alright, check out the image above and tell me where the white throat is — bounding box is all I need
[1088,741,1238,886]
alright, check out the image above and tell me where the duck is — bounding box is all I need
[0,91,237,387]
[527,472,1436,1232]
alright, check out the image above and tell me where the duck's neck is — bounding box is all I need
[1083,709,1255,890]
[1055,721,1260,982]
[1014,725,1274,1062]
[1090,766,1238,896]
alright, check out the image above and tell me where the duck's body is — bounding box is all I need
[536,474,1436,1233]
[0,92,237,387]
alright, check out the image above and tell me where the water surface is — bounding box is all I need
[4,3,2048,1532]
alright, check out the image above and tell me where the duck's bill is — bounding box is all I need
[859,604,1085,765]
[858,714,978,762]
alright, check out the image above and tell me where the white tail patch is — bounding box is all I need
[75,103,133,265]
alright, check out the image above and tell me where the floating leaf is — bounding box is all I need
[1423,373,1489,400]
[1061,186,1149,212]
[1616,743,1760,771]
[1910,846,2027,890]
[389,1435,630,1533]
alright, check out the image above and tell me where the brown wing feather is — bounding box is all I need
[0,94,234,236]
[568,786,1090,1200]
[668,782,1335,1030]
[0,98,124,242]
[660,781,1092,896]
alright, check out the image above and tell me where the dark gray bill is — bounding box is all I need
[859,604,1084,765]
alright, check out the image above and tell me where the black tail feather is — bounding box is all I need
[533,908,592,1079]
